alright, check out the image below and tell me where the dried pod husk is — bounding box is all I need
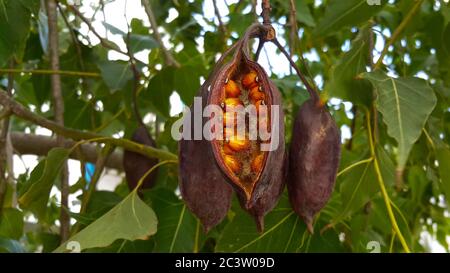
[207,30,286,231]
[240,151,288,232]
[179,85,233,233]
[123,126,159,191]
[288,99,341,233]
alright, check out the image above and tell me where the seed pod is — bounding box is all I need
[242,152,288,232]
[208,42,286,231]
[123,126,159,191]
[179,85,233,233]
[288,99,341,233]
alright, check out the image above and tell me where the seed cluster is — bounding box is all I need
[220,70,269,190]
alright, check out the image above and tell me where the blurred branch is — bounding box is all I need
[141,0,180,68]
[374,0,424,69]
[58,3,86,73]
[0,61,14,210]
[46,0,70,241]
[0,68,100,77]
[212,0,227,34]
[80,145,113,212]
[0,90,177,161]
[288,0,297,74]
[10,132,124,171]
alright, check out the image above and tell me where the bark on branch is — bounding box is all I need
[10,132,124,171]
[0,90,177,161]
[46,0,70,241]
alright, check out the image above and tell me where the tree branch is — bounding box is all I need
[0,90,177,161]
[10,132,124,170]
[288,0,297,74]
[0,62,14,210]
[261,0,272,25]
[373,0,424,69]
[141,0,180,68]
[0,68,100,78]
[46,0,70,241]
[212,0,227,34]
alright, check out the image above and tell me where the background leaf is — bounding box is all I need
[362,71,437,171]
[18,148,70,220]
[314,0,384,37]
[54,191,157,253]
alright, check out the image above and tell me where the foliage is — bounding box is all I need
[0,0,450,253]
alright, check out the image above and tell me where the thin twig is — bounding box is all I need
[366,110,410,253]
[255,39,264,61]
[288,0,297,74]
[373,0,424,69]
[287,0,318,93]
[141,0,180,67]
[212,0,227,34]
[124,3,144,127]
[0,68,100,77]
[346,105,357,150]
[67,4,129,57]
[79,145,114,215]
[0,61,14,210]
[47,0,70,241]
[272,39,319,102]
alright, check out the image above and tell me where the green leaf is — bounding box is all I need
[0,0,31,66]
[103,22,125,35]
[173,65,202,106]
[314,0,384,37]
[145,188,197,252]
[97,61,133,92]
[128,34,158,54]
[0,208,24,240]
[437,147,450,208]
[327,25,372,105]
[18,148,70,220]
[295,0,315,27]
[338,158,377,219]
[143,67,175,118]
[216,195,306,253]
[54,191,157,253]
[362,71,437,171]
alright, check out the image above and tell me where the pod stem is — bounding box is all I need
[272,38,320,103]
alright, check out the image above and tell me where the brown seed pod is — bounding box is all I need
[123,126,159,191]
[287,99,341,233]
[179,84,233,233]
[241,151,288,232]
[207,30,286,231]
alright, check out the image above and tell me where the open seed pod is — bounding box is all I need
[123,126,159,191]
[287,99,341,233]
[179,66,234,233]
[207,24,286,231]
